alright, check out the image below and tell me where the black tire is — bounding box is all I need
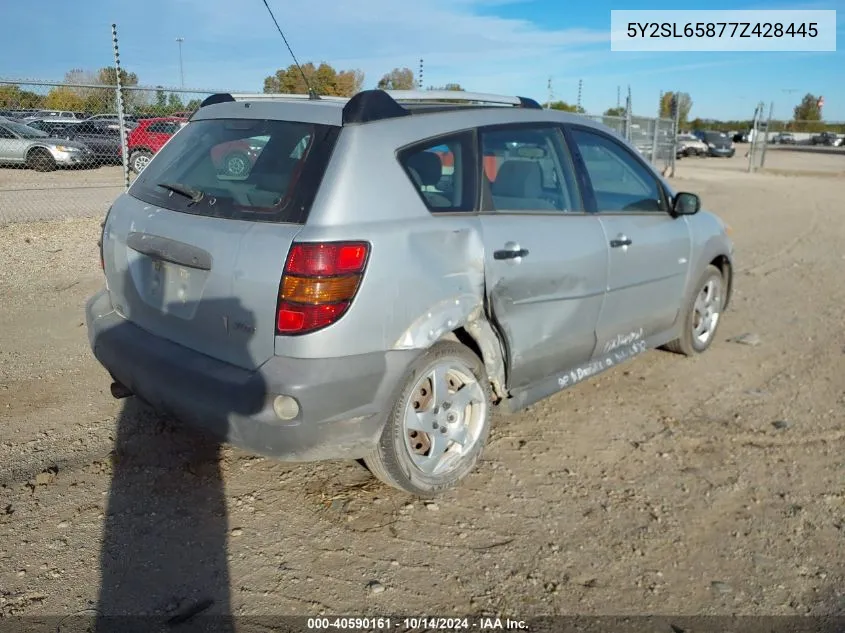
[129,150,153,174]
[664,264,727,356]
[27,148,56,172]
[222,151,250,177]
[364,341,492,496]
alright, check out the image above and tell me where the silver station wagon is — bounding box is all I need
[86,89,735,495]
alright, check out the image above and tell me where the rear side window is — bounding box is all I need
[129,118,339,224]
[398,131,477,213]
[480,125,581,212]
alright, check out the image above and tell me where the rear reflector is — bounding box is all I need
[276,241,370,335]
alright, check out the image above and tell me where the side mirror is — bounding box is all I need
[672,191,701,216]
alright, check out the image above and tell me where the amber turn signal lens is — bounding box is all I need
[281,275,361,304]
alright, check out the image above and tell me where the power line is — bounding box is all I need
[259,0,317,98]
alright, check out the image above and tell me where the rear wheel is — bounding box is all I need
[129,149,152,174]
[27,148,56,172]
[364,341,492,496]
[664,265,726,356]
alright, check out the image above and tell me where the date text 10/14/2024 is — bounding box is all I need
[306,617,529,630]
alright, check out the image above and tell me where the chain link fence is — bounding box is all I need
[1,78,680,225]
[0,80,238,225]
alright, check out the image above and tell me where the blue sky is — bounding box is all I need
[1,0,842,120]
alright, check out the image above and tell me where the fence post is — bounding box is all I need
[759,101,774,169]
[650,119,659,168]
[112,24,131,192]
[670,108,679,178]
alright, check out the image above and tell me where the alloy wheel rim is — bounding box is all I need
[402,360,487,477]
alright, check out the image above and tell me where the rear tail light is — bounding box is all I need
[276,242,370,335]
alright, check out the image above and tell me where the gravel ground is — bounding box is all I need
[0,161,844,622]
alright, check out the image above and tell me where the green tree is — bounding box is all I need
[603,107,625,117]
[167,93,184,110]
[378,67,416,90]
[0,85,44,109]
[793,93,822,122]
[659,91,692,123]
[43,87,86,110]
[428,83,465,91]
[263,62,364,97]
[549,100,585,113]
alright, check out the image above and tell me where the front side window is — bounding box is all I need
[398,131,476,213]
[129,117,339,224]
[570,128,665,213]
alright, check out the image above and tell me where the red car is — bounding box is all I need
[209,136,269,178]
[125,117,186,173]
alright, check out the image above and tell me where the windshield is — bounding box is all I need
[704,131,728,142]
[129,118,340,224]
[4,120,48,138]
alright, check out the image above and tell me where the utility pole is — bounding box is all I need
[418,58,424,89]
[176,37,185,88]
[576,79,582,111]
[617,85,620,109]
[546,77,553,109]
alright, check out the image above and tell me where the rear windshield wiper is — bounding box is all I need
[157,182,205,203]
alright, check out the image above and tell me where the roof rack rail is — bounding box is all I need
[198,92,349,109]
[228,93,349,103]
[197,89,544,125]
[383,89,542,110]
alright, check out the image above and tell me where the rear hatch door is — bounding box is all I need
[101,114,339,370]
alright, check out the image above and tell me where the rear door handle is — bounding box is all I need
[609,236,632,248]
[494,247,530,260]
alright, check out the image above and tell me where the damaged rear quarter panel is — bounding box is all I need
[272,215,501,364]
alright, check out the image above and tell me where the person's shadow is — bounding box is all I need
[89,255,268,632]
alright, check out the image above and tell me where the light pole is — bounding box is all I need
[176,37,185,88]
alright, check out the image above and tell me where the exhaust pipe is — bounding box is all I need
[110,381,133,399]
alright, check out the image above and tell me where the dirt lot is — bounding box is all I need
[1,157,844,622]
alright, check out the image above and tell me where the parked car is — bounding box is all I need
[810,131,843,147]
[125,117,187,173]
[694,130,736,157]
[209,135,269,176]
[0,117,95,171]
[0,108,39,121]
[85,113,141,123]
[676,133,709,157]
[771,132,796,145]
[86,89,735,495]
[21,109,85,123]
[26,119,77,136]
[60,121,123,165]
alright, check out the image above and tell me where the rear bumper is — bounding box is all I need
[708,147,735,157]
[85,288,418,461]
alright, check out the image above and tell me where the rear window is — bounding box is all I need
[129,118,340,224]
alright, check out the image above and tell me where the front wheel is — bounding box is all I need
[364,341,492,496]
[27,148,56,172]
[129,150,152,174]
[664,264,726,356]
